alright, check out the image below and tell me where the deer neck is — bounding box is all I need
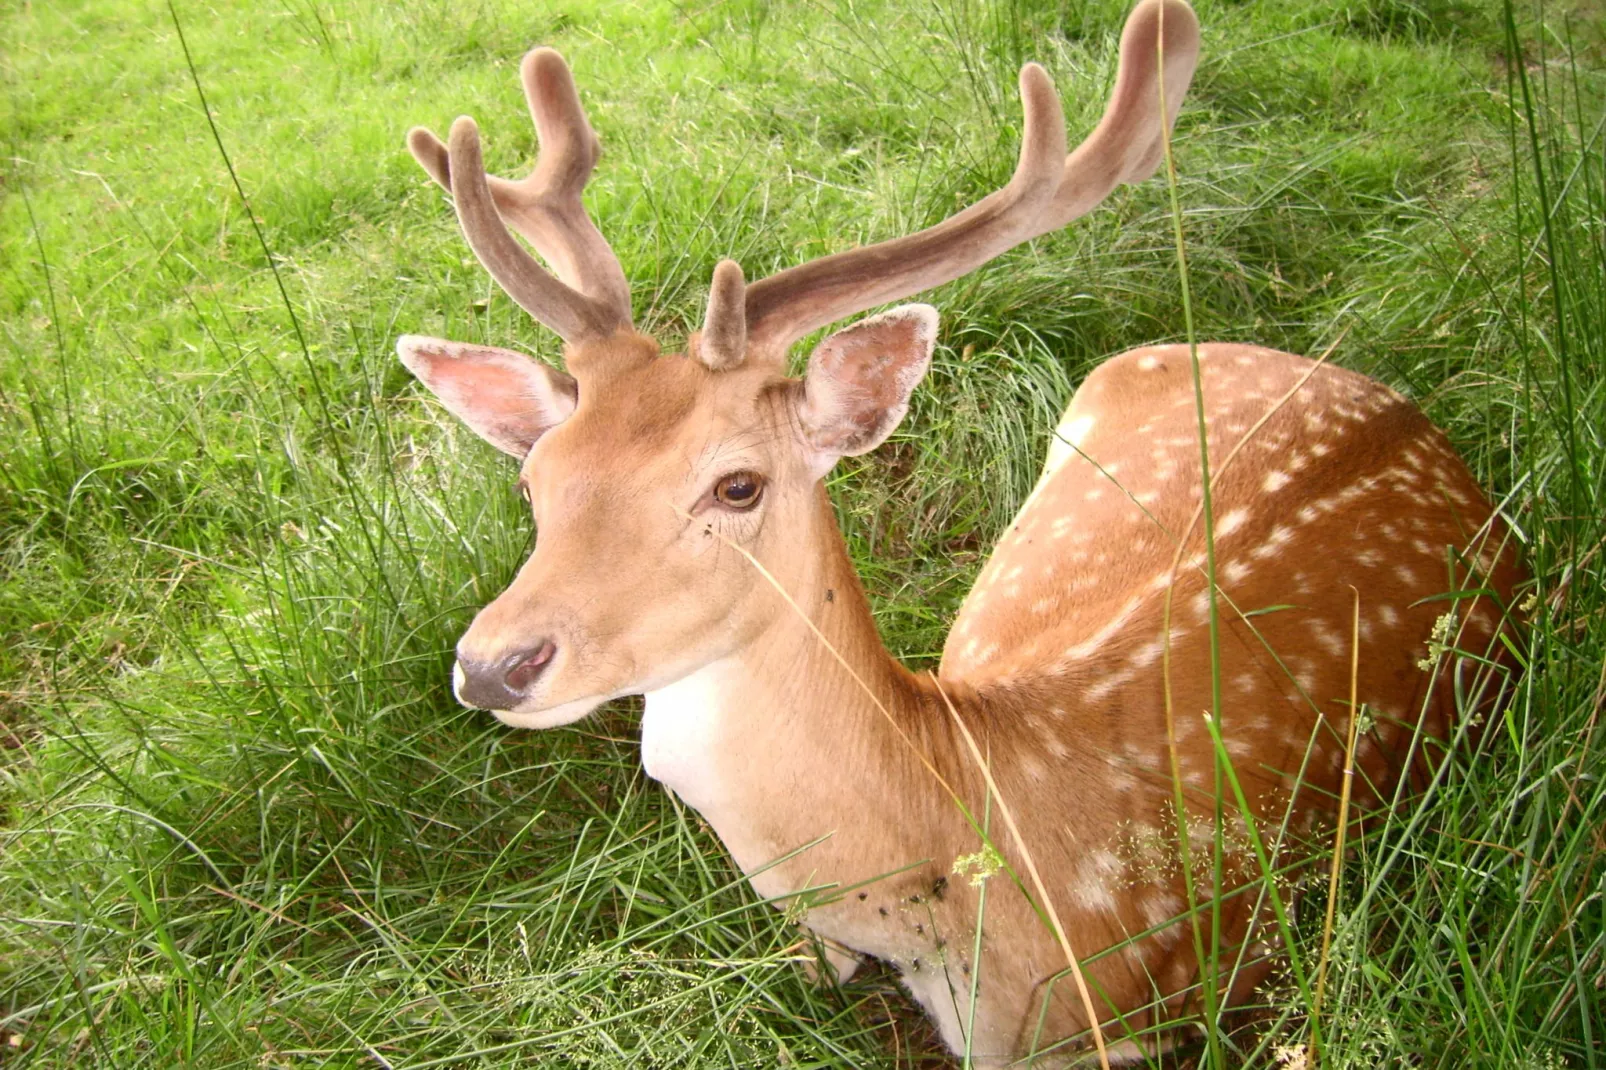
[640,486,970,899]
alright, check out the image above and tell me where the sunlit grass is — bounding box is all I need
[2,0,1601,1065]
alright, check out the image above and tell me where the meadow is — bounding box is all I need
[2,0,1603,1065]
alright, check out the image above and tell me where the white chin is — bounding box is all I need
[490,695,606,729]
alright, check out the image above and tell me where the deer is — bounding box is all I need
[393,0,1524,1063]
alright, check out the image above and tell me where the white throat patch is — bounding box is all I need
[640,661,735,814]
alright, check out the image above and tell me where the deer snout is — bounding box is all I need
[453,638,557,711]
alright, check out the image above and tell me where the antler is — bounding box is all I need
[408,48,632,342]
[702,0,1200,367]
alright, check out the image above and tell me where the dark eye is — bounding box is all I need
[713,471,765,510]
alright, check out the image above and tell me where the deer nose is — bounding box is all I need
[453,639,557,710]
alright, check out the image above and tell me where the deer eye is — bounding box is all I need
[712,471,765,510]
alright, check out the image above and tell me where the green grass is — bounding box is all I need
[2,0,1602,1065]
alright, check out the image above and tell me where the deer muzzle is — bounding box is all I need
[454,638,558,711]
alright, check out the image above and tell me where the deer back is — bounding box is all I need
[945,343,1522,819]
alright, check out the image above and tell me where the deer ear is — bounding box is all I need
[397,336,577,458]
[793,305,937,475]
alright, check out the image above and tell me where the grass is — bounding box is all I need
[1,0,1602,1065]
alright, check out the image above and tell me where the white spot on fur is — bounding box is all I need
[1072,853,1123,913]
[1058,596,1144,663]
[1144,893,1185,928]
[1251,525,1295,560]
[1084,668,1136,702]
[1019,752,1048,783]
[1042,412,1096,480]
[1309,619,1347,657]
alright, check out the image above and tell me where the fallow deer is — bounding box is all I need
[394,0,1523,1062]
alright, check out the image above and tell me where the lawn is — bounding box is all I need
[2,0,1602,1066]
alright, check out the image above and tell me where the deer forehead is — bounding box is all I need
[524,349,794,490]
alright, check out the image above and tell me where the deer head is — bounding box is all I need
[398,0,1201,729]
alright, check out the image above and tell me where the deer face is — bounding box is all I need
[399,306,937,727]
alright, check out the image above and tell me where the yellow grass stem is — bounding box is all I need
[1312,587,1365,1044]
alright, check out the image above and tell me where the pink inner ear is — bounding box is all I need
[800,304,938,461]
[397,335,577,458]
[814,311,934,405]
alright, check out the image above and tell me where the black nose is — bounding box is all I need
[454,639,557,711]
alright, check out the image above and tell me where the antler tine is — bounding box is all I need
[734,63,1067,364]
[728,0,1199,366]
[512,48,633,324]
[1036,0,1199,231]
[697,260,748,370]
[443,116,617,341]
[406,48,632,332]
